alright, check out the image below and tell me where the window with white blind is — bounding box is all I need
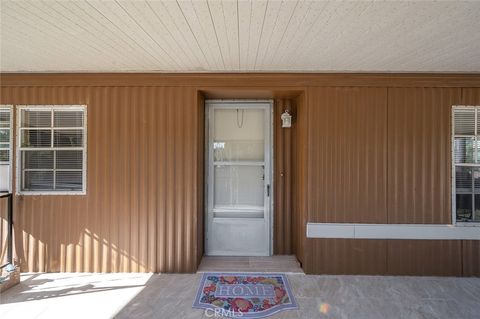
[453,106,480,223]
[0,106,13,192]
[17,105,87,194]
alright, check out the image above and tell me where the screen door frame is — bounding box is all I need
[205,99,273,256]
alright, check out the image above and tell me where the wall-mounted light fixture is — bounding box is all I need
[281,110,292,128]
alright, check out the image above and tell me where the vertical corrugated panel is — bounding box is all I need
[307,87,388,223]
[196,92,205,267]
[292,93,307,265]
[461,88,480,276]
[462,240,480,276]
[305,239,387,275]
[387,88,461,223]
[0,85,200,273]
[273,98,294,255]
[385,88,463,276]
[304,87,388,274]
[387,240,462,276]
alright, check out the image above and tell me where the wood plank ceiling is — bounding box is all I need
[1,0,480,72]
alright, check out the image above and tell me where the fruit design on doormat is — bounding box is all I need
[193,273,297,318]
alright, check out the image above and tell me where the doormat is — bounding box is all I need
[193,273,297,318]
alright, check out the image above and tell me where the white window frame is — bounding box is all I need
[16,105,87,195]
[452,105,480,225]
[0,105,13,193]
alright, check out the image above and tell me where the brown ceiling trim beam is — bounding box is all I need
[1,73,480,88]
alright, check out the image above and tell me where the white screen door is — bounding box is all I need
[206,101,272,256]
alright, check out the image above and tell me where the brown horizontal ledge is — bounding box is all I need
[1,73,480,87]
[306,223,480,240]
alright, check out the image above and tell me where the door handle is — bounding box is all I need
[267,184,270,197]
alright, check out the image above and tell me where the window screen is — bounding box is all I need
[18,106,86,194]
[0,106,12,192]
[453,107,480,222]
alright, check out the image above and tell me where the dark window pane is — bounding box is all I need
[54,130,83,147]
[475,195,480,222]
[0,112,10,128]
[474,168,480,193]
[454,109,475,135]
[23,151,54,169]
[0,150,8,162]
[24,171,54,191]
[454,137,475,163]
[456,166,472,193]
[55,171,82,191]
[54,111,84,128]
[21,130,51,147]
[456,194,473,221]
[0,129,9,143]
[21,110,51,128]
[56,150,83,169]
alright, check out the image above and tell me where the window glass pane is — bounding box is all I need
[21,130,51,147]
[24,171,54,191]
[21,110,51,128]
[214,165,264,208]
[54,111,84,128]
[475,195,480,222]
[19,107,86,193]
[456,194,472,221]
[0,150,8,162]
[0,129,9,143]
[22,151,54,169]
[56,171,82,190]
[0,143,9,149]
[0,112,10,128]
[456,166,472,192]
[454,109,475,135]
[214,109,265,161]
[56,150,82,169]
[454,137,475,163]
[54,130,83,147]
[214,141,264,162]
[474,168,480,193]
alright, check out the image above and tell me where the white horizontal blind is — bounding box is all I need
[0,106,12,192]
[17,105,86,194]
[453,106,480,222]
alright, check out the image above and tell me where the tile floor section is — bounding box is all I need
[198,256,304,273]
[0,266,479,318]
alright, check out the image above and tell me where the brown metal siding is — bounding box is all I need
[307,87,388,223]
[387,88,461,224]
[292,93,307,265]
[196,92,205,267]
[304,87,388,274]
[273,98,294,255]
[304,87,474,276]
[1,74,479,276]
[305,239,388,275]
[0,86,200,273]
[387,240,462,276]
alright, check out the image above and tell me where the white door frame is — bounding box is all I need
[205,99,274,256]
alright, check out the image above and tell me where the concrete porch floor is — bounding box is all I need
[0,272,479,319]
